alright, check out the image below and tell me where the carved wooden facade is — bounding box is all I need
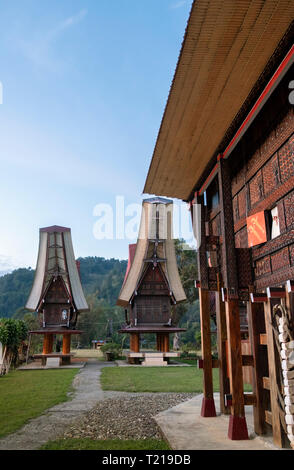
[143,0,294,447]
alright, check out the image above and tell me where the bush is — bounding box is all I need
[0,318,29,374]
[180,342,198,357]
[100,342,122,360]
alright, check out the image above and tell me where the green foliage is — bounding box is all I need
[78,257,127,306]
[0,257,127,318]
[0,244,201,349]
[100,342,122,359]
[180,342,198,357]
[0,318,28,350]
[0,268,35,318]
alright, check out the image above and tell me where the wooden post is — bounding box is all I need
[131,333,140,353]
[226,299,248,439]
[199,288,216,417]
[193,192,216,417]
[156,333,160,352]
[218,157,248,439]
[215,275,230,414]
[62,334,71,354]
[247,301,267,435]
[43,333,53,354]
[163,334,170,353]
[264,299,283,447]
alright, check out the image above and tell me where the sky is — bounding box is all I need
[0,0,193,273]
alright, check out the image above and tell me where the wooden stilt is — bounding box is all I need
[215,275,230,415]
[199,287,216,417]
[247,301,267,435]
[131,333,140,353]
[43,333,53,354]
[163,334,170,353]
[264,299,283,447]
[62,334,71,354]
[226,299,249,440]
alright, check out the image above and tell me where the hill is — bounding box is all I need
[0,257,127,318]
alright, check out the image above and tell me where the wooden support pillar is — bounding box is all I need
[130,333,140,353]
[62,334,71,354]
[264,299,283,447]
[247,301,267,435]
[157,333,164,352]
[226,299,248,439]
[156,334,160,351]
[199,288,216,417]
[163,334,170,353]
[215,274,230,414]
[218,157,248,439]
[43,333,53,355]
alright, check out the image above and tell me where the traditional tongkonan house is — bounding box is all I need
[117,197,187,366]
[25,226,89,366]
[143,0,294,447]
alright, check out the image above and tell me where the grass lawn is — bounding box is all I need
[41,438,170,450]
[101,366,220,393]
[0,369,78,438]
[101,367,252,393]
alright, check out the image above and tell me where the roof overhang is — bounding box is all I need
[143,0,294,201]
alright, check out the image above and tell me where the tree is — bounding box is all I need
[0,318,28,375]
[172,240,200,346]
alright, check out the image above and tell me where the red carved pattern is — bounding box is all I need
[262,153,280,196]
[270,247,290,272]
[289,244,294,266]
[284,191,294,228]
[255,266,294,290]
[255,256,271,278]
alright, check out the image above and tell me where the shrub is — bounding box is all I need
[0,318,29,374]
[100,342,122,360]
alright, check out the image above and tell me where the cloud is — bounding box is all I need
[0,255,17,274]
[14,9,88,71]
[53,9,88,35]
[170,1,187,9]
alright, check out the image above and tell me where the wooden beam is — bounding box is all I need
[263,377,270,390]
[265,410,272,426]
[225,299,249,439]
[218,158,239,297]
[266,287,286,299]
[260,334,267,345]
[264,300,283,447]
[247,301,268,435]
[215,274,230,415]
[199,287,216,417]
[218,158,248,439]
[241,355,254,367]
[250,293,268,303]
[244,394,257,406]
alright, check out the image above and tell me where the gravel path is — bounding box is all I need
[0,359,195,449]
[62,393,195,441]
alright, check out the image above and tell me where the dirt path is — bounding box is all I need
[0,359,118,450]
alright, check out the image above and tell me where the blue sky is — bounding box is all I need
[0,0,192,272]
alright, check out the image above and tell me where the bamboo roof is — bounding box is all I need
[25,226,89,312]
[144,0,294,200]
[117,199,187,307]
